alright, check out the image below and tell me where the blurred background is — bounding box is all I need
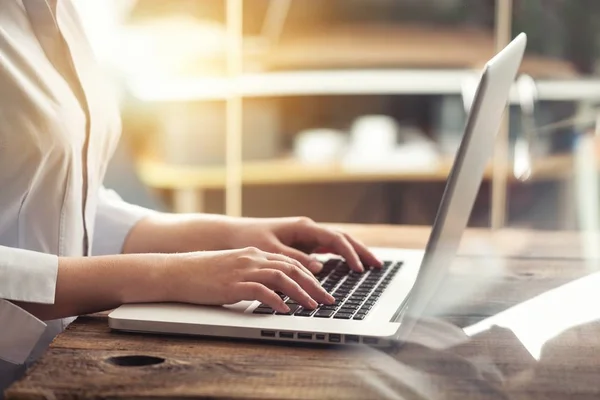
[74,0,600,231]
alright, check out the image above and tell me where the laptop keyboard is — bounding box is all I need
[252,259,402,320]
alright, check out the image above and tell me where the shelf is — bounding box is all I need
[262,24,578,77]
[127,69,474,101]
[128,69,600,103]
[124,22,598,103]
[136,154,575,191]
[535,80,600,102]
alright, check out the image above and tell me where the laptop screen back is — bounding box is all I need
[396,34,527,332]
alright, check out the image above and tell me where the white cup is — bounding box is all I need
[349,115,398,156]
[294,128,347,164]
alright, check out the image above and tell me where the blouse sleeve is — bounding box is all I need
[92,186,159,256]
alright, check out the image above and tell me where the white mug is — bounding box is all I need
[349,115,398,156]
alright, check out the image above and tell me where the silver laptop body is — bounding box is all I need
[109,33,527,346]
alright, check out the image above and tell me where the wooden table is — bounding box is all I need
[6,225,600,400]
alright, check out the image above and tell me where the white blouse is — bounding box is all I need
[0,0,155,388]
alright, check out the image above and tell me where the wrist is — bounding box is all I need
[157,253,178,302]
[181,214,241,251]
[118,253,172,304]
[159,252,205,304]
[215,216,240,250]
[125,213,242,253]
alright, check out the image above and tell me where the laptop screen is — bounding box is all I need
[395,34,528,334]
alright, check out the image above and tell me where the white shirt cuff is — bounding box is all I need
[0,246,58,304]
[0,300,47,364]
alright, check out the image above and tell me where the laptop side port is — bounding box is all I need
[297,333,312,340]
[345,335,359,344]
[279,331,294,339]
[329,334,341,343]
[315,334,326,341]
[261,330,276,338]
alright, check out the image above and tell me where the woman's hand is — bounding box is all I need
[124,214,381,274]
[226,217,382,273]
[19,248,334,321]
[165,246,335,313]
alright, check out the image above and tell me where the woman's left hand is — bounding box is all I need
[226,217,382,273]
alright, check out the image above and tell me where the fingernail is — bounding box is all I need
[282,305,290,313]
[309,299,318,309]
[327,294,335,304]
[309,260,323,272]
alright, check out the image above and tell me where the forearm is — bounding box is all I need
[14,253,168,321]
[122,213,238,254]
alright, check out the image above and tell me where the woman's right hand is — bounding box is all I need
[164,247,335,313]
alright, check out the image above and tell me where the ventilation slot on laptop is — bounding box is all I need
[279,331,294,339]
[345,335,359,344]
[297,333,313,340]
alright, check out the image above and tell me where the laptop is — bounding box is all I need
[109,33,527,346]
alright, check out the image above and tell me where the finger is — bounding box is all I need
[313,246,335,254]
[261,258,333,304]
[307,227,365,272]
[237,282,288,313]
[249,269,320,310]
[264,251,320,283]
[274,245,323,274]
[342,233,382,268]
[267,261,334,305]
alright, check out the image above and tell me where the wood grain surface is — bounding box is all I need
[6,225,600,400]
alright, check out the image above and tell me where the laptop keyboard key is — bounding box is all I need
[322,260,339,270]
[338,265,350,274]
[295,308,316,317]
[253,307,275,314]
[276,304,300,315]
[353,314,366,320]
[314,309,335,318]
[345,300,362,306]
[333,312,353,319]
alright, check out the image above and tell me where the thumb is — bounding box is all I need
[277,245,323,274]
